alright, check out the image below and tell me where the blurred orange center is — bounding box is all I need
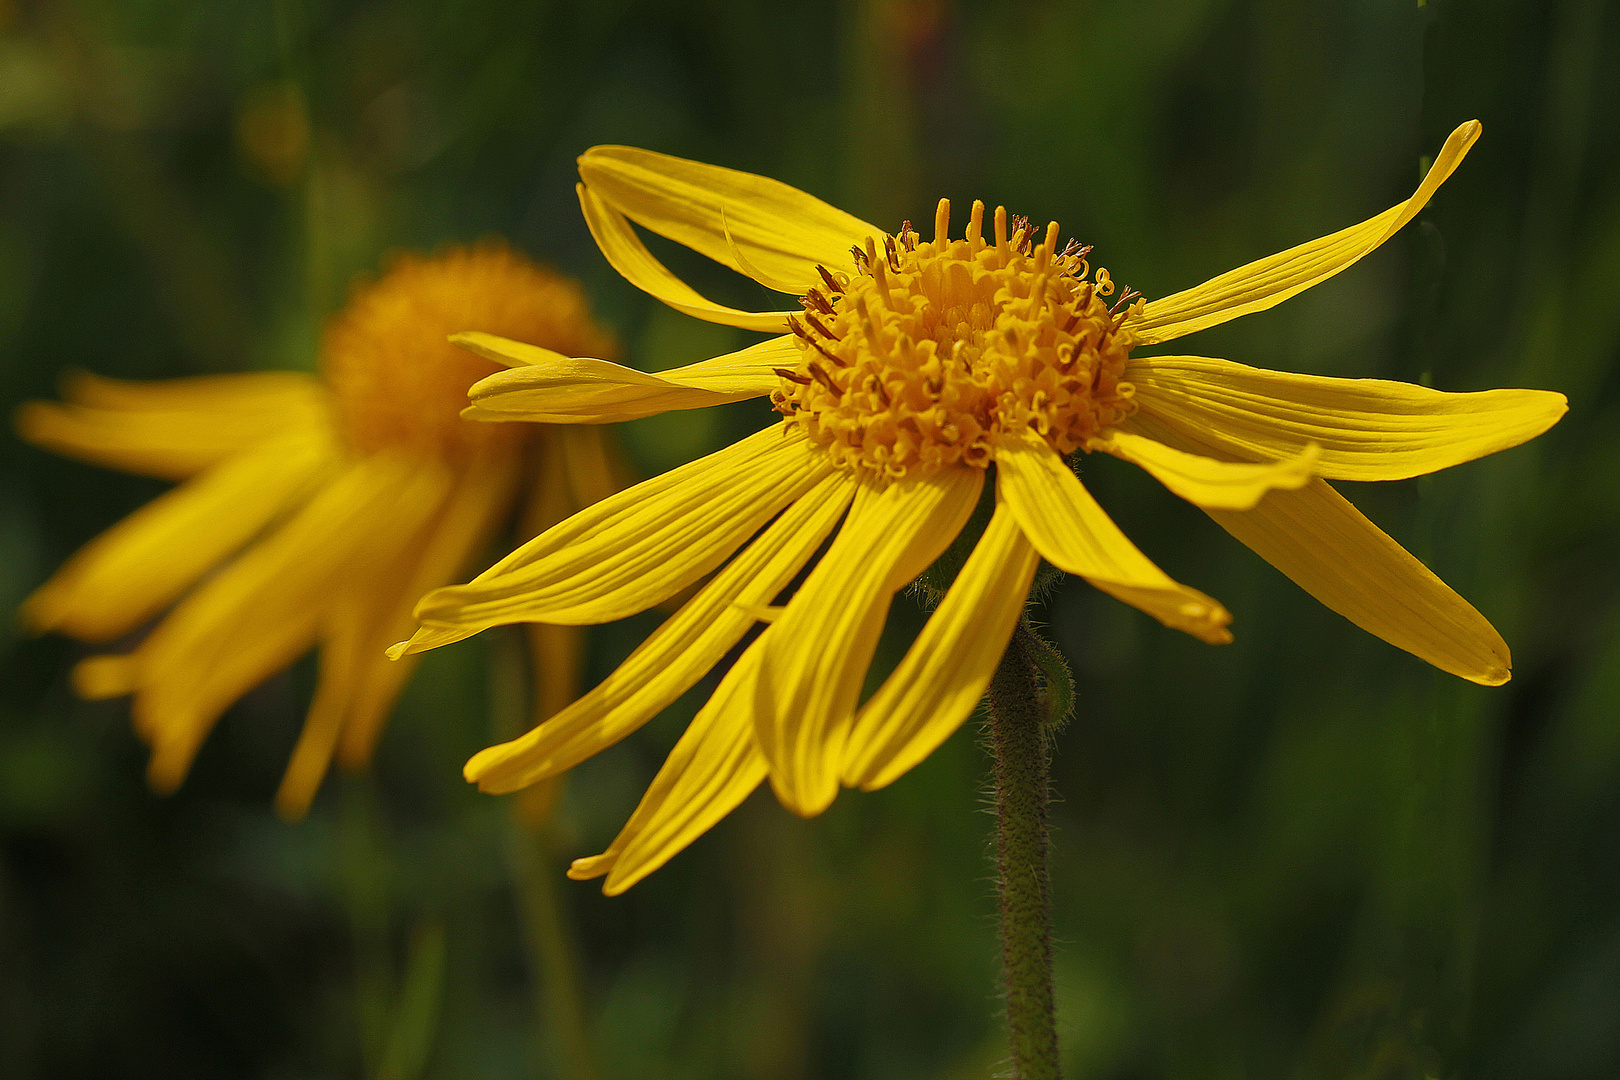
[322,243,615,462]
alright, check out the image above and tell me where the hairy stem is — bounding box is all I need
[987,623,1061,1080]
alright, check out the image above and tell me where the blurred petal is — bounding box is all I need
[1208,479,1511,685]
[757,467,984,817]
[333,449,527,770]
[1133,121,1481,344]
[135,455,436,792]
[456,330,787,423]
[466,471,856,795]
[580,145,878,288]
[569,640,770,895]
[276,457,464,819]
[578,183,794,331]
[842,495,1039,791]
[995,427,1232,644]
[22,424,336,642]
[1126,354,1569,480]
[1093,428,1317,509]
[17,370,329,480]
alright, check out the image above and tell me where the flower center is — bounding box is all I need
[771,200,1142,477]
[322,243,616,463]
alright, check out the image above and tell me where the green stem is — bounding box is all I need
[507,825,600,1080]
[986,623,1061,1080]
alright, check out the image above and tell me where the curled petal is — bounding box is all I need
[580,144,877,288]
[1133,121,1482,344]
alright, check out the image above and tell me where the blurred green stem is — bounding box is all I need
[490,631,599,1080]
[986,622,1062,1080]
[507,824,599,1080]
[339,778,394,1076]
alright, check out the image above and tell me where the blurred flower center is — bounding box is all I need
[771,200,1142,477]
[322,243,616,462]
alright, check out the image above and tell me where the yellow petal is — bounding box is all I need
[22,425,337,642]
[1132,121,1482,345]
[522,435,589,730]
[465,471,856,795]
[568,640,770,895]
[275,458,460,819]
[842,495,1039,791]
[578,183,795,332]
[1207,478,1510,685]
[137,455,437,792]
[400,423,828,653]
[995,427,1233,644]
[1125,354,1568,481]
[554,425,636,510]
[579,144,877,289]
[454,330,786,424]
[756,467,984,817]
[17,371,330,480]
[1092,428,1317,510]
[335,449,526,770]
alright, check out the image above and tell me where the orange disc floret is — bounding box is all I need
[771,200,1141,477]
[323,242,617,461]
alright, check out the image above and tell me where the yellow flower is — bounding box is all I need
[397,121,1565,893]
[19,243,620,818]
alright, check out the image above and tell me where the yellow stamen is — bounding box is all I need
[773,202,1140,477]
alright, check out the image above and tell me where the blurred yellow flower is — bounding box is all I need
[397,121,1565,893]
[19,243,619,818]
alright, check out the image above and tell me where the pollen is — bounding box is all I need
[771,199,1143,477]
[323,242,617,462]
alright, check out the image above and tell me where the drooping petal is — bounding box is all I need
[398,424,828,653]
[274,455,461,819]
[1092,428,1317,510]
[756,467,984,817]
[1207,478,1511,685]
[136,455,439,792]
[1132,121,1482,345]
[22,424,337,642]
[995,427,1232,644]
[524,434,590,728]
[578,184,795,331]
[842,495,1039,791]
[568,640,770,896]
[1125,354,1569,481]
[455,330,788,424]
[553,425,636,508]
[333,449,526,770]
[579,145,878,289]
[465,471,856,795]
[16,370,330,480]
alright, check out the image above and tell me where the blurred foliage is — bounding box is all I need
[2,0,1618,1077]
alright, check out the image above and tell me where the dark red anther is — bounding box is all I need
[809,363,840,393]
[774,367,813,385]
[787,315,810,340]
[810,337,844,366]
[1108,287,1141,316]
[802,289,835,315]
[884,234,902,273]
[804,312,839,341]
[817,265,844,294]
[850,245,870,270]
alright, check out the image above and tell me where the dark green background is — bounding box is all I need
[2,0,1617,1077]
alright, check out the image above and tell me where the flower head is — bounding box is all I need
[399,122,1565,892]
[19,243,619,817]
